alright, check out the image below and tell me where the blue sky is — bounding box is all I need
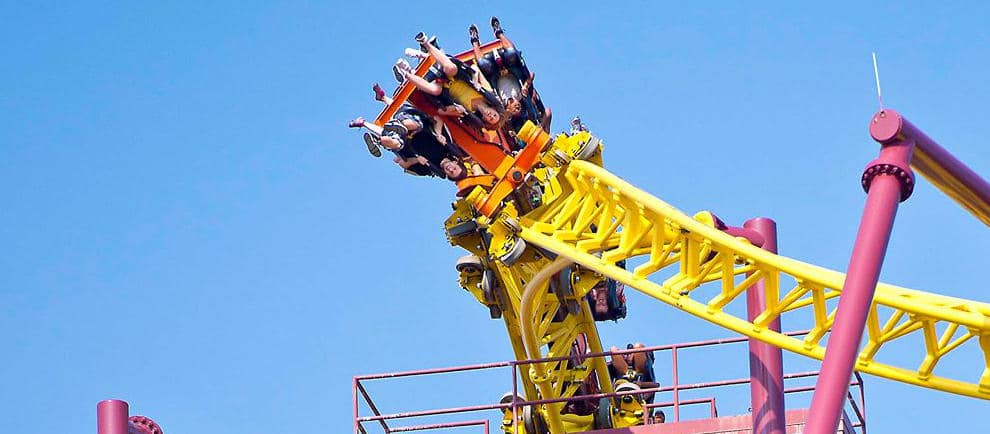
[3,2,990,433]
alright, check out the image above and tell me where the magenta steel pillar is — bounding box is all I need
[97,399,129,434]
[805,110,915,434]
[745,218,785,434]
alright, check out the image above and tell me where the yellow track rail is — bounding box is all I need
[517,160,990,400]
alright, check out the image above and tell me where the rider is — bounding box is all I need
[397,32,506,132]
[608,342,659,403]
[348,104,465,180]
[469,17,549,142]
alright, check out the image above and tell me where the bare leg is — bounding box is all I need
[469,26,496,91]
[491,17,515,49]
[539,106,552,132]
[363,122,383,136]
[631,342,649,374]
[403,71,443,96]
[373,83,394,106]
[471,28,484,61]
[431,115,448,145]
[400,118,421,134]
[419,35,458,77]
[349,116,385,136]
[498,32,516,51]
[610,346,630,374]
[380,135,403,151]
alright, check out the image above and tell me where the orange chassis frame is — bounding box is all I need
[372,40,546,217]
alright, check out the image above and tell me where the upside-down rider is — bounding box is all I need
[469,17,550,147]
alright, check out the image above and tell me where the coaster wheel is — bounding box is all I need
[523,406,547,434]
[455,255,483,273]
[575,137,600,160]
[500,238,527,266]
[593,397,613,430]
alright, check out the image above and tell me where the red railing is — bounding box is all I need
[353,330,867,434]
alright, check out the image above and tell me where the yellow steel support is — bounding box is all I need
[442,120,990,434]
[517,159,990,401]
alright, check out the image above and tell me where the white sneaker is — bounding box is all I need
[404,48,429,60]
[393,58,413,82]
[396,58,413,73]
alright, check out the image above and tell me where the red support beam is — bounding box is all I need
[745,217,785,434]
[97,400,129,434]
[806,110,915,434]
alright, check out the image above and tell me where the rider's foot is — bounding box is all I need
[348,117,365,128]
[372,83,386,102]
[363,133,382,158]
[490,16,503,37]
[416,34,440,52]
[404,48,428,60]
[468,24,480,44]
[392,59,412,83]
[414,31,428,45]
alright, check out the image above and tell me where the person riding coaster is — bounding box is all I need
[348,104,468,180]
[397,32,506,131]
[608,342,659,404]
[469,17,550,145]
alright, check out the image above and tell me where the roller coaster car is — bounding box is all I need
[608,380,647,428]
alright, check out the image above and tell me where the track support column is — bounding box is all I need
[805,110,915,434]
[97,399,129,434]
[745,218,785,434]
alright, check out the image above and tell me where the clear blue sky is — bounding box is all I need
[3,2,990,433]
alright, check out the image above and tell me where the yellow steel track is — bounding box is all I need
[444,124,990,434]
[517,160,990,401]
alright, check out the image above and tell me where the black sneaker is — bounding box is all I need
[419,36,440,53]
[469,24,480,44]
[363,133,382,158]
[491,16,503,37]
[392,65,405,83]
[414,31,428,45]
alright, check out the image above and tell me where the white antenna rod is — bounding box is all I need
[872,52,884,111]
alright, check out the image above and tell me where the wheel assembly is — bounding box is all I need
[575,137,600,160]
[500,238,527,266]
[593,397,613,430]
[455,255,483,273]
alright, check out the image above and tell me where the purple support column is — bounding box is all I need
[745,218,785,434]
[805,110,915,434]
[97,400,129,434]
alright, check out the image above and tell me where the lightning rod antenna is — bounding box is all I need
[872,52,884,112]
